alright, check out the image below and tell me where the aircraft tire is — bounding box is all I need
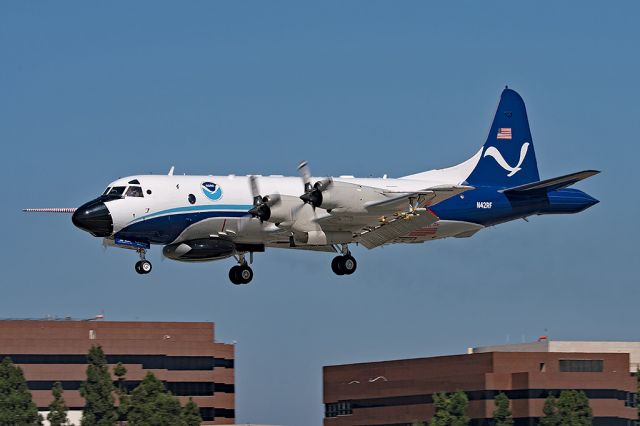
[341,255,357,275]
[229,266,242,285]
[135,261,143,274]
[331,256,345,275]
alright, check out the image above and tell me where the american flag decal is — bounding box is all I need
[497,128,512,140]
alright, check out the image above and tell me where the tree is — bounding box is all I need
[540,391,592,426]
[182,398,203,426]
[113,362,130,425]
[540,394,560,426]
[430,391,469,426]
[492,392,514,426]
[80,345,118,426]
[0,357,42,425]
[127,372,184,426]
[48,381,71,426]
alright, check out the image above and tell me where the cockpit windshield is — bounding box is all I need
[107,186,126,196]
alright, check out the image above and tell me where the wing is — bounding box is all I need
[355,208,439,249]
[313,184,471,234]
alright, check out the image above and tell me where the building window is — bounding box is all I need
[325,401,352,417]
[89,330,96,340]
[559,359,603,372]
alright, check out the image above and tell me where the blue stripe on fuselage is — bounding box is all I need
[129,204,253,224]
[117,210,251,245]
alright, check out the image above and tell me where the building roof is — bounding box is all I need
[472,340,640,372]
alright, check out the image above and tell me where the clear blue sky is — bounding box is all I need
[1,2,638,425]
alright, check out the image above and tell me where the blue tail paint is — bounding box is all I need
[466,88,540,188]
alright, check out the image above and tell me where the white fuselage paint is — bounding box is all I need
[104,161,482,247]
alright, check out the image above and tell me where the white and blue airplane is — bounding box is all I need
[25,88,599,284]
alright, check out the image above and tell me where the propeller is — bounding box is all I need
[247,175,281,223]
[297,161,332,209]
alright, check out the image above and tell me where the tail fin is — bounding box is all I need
[466,87,540,188]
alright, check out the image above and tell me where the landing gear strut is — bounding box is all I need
[134,249,152,275]
[229,253,253,285]
[331,245,357,276]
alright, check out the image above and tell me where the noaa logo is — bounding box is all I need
[201,182,223,201]
[483,142,530,177]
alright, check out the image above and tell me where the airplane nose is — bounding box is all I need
[72,199,113,237]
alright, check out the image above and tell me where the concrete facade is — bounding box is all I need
[0,320,235,425]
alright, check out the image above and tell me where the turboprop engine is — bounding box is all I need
[296,161,385,214]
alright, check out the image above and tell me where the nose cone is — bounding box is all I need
[72,199,113,237]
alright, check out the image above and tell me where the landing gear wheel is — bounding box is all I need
[135,260,152,274]
[341,255,357,275]
[331,256,345,275]
[229,265,253,285]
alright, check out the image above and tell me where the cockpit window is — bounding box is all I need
[128,179,140,184]
[108,186,126,196]
[102,187,112,195]
[126,186,144,197]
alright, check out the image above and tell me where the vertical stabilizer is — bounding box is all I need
[466,88,540,187]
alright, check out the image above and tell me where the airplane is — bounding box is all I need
[24,87,599,284]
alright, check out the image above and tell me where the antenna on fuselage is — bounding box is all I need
[168,166,175,176]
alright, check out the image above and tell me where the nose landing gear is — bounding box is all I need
[331,244,357,276]
[134,249,152,275]
[229,253,253,285]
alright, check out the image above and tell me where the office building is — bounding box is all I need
[0,319,235,425]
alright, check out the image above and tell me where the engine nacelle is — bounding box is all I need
[316,182,382,213]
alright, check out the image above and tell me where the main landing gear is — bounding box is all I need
[134,249,152,275]
[229,253,253,285]
[331,245,357,276]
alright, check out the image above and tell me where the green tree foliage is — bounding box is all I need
[429,391,469,426]
[80,346,118,426]
[540,395,560,426]
[127,372,184,426]
[0,357,42,425]
[182,398,203,426]
[411,422,426,426]
[492,392,514,426]
[48,381,71,426]
[540,391,593,426]
[112,362,130,423]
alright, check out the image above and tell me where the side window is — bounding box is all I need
[126,186,144,198]
[102,187,112,195]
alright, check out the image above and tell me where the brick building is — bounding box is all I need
[0,320,235,425]
[324,349,637,426]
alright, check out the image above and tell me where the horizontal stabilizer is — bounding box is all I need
[502,170,599,196]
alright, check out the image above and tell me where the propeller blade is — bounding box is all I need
[263,193,281,207]
[297,161,312,191]
[314,177,333,192]
[248,175,262,205]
